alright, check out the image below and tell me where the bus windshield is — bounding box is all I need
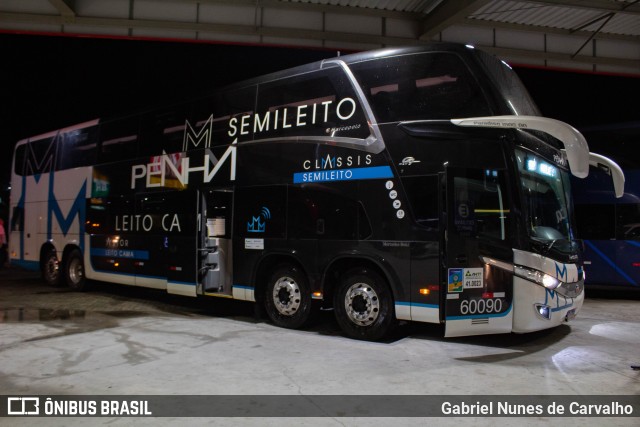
[516,149,576,251]
[475,49,540,116]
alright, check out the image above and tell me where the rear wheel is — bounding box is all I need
[264,265,314,329]
[64,249,87,291]
[41,247,61,286]
[334,268,397,341]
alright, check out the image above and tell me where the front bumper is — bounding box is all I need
[512,276,584,333]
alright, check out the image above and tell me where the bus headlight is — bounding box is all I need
[541,274,559,290]
[514,265,561,290]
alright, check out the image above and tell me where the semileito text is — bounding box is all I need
[228,97,357,138]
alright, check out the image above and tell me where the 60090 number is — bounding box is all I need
[460,298,503,315]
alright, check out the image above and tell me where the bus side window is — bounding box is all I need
[190,87,257,147]
[288,186,364,240]
[24,137,56,175]
[350,52,492,123]
[617,204,640,240]
[13,144,26,176]
[98,117,139,165]
[139,108,189,158]
[56,126,99,170]
[452,171,510,241]
[256,68,368,140]
[401,176,439,230]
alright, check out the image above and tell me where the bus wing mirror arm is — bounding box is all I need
[451,116,589,178]
[586,151,626,198]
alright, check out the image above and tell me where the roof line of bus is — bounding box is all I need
[222,42,470,91]
[15,118,100,146]
[15,42,471,144]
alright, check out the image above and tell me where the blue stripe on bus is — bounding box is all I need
[396,301,439,309]
[626,240,640,249]
[90,248,150,260]
[90,269,196,286]
[293,165,393,184]
[543,289,574,312]
[233,285,254,290]
[550,302,574,312]
[168,281,196,286]
[584,240,637,286]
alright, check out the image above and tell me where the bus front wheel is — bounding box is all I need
[64,249,87,291]
[41,248,61,286]
[264,265,314,330]
[334,268,397,341]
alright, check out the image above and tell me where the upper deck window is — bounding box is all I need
[255,67,369,141]
[475,50,540,117]
[350,52,492,123]
[98,116,139,164]
[56,126,99,170]
[24,137,56,175]
[13,144,26,176]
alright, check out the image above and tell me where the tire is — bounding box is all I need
[334,268,397,341]
[64,249,87,291]
[264,264,314,330]
[41,247,61,286]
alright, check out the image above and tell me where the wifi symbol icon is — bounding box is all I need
[261,207,271,220]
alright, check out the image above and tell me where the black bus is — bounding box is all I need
[9,43,623,340]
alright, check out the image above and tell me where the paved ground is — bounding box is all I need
[0,266,638,426]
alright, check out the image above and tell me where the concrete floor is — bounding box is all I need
[1,267,639,426]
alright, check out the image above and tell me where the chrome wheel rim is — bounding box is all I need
[272,276,301,316]
[344,282,380,326]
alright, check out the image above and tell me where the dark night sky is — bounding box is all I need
[1,32,639,191]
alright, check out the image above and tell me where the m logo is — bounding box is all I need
[247,207,271,233]
[183,115,213,151]
[247,217,266,233]
[24,137,56,181]
[555,262,568,282]
[48,179,87,253]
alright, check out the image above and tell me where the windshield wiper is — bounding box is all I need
[531,237,559,255]
[544,239,559,253]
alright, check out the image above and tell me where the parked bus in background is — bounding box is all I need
[9,43,624,340]
[573,122,639,290]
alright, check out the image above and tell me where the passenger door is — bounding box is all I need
[136,190,199,296]
[443,167,514,337]
[199,189,234,296]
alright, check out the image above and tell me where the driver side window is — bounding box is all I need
[452,169,509,241]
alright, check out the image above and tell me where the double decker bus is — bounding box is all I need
[9,43,624,340]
